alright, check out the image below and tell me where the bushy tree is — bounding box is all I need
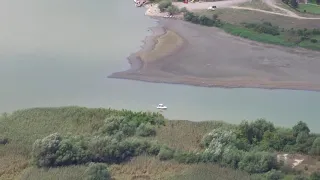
[221,147,244,168]
[136,123,156,137]
[32,133,90,167]
[290,0,298,8]
[158,0,172,12]
[166,5,180,15]
[310,137,320,155]
[237,119,275,144]
[32,133,62,167]
[265,169,284,180]
[292,121,310,137]
[84,163,111,180]
[296,131,309,144]
[238,151,277,173]
[158,146,174,160]
[99,116,136,136]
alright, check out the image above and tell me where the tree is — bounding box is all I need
[290,0,298,9]
[238,151,277,173]
[296,131,309,144]
[292,121,310,137]
[166,5,179,15]
[265,169,284,180]
[158,0,172,12]
[158,146,174,160]
[310,137,320,155]
[237,119,275,144]
[32,133,62,167]
[84,163,111,180]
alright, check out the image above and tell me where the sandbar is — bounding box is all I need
[109,18,320,91]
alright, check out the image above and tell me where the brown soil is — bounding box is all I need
[109,18,320,91]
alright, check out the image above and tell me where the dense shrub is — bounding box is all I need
[310,39,318,43]
[32,133,90,167]
[237,119,275,145]
[0,136,9,145]
[158,0,172,12]
[136,123,156,137]
[310,137,320,155]
[265,169,284,180]
[166,5,180,15]
[238,151,277,173]
[84,163,111,180]
[244,22,280,36]
[158,146,175,160]
[32,133,161,167]
[98,112,164,137]
[293,121,310,137]
[183,11,222,27]
[221,147,244,168]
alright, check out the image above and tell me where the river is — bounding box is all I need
[0,0,319,131]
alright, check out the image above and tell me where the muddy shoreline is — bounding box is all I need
[109,17,320,92]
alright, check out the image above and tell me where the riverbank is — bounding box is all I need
[109,15,320,91]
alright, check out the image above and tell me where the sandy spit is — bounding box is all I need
[109,6,320,92]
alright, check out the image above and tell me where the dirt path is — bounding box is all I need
[173,1,320,19]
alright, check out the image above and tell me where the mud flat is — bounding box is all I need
[109,18,320,91]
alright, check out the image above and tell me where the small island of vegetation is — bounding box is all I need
[1,107,320,179]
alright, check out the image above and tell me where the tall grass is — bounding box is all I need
[20,166,87,180]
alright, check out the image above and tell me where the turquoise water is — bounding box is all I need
[0,0,319,131]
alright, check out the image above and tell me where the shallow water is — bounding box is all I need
[0,0,320,131]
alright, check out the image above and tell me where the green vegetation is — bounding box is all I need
[84,163,111,180]
[282,0,320,14]
[298,4,320,14]
[1,107,320,179]
[181,9,320,50]
[158,0,181,15]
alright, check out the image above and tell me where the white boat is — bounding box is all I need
[156,104,167,110]
[207,6,216,10]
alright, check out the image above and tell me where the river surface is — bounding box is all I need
[0,0,320,131]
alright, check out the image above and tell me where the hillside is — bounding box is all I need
[1,107,320,180]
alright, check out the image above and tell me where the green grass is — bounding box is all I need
[298,3,320,14]
[20,166,87,180]
[194,11,320,51]
[221,23,296,47]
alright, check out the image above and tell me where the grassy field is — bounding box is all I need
[197,8,320,29]
[1,107,320,180]
[0,107,248,180]
[195,9,320,50]
[298,3,320,14]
